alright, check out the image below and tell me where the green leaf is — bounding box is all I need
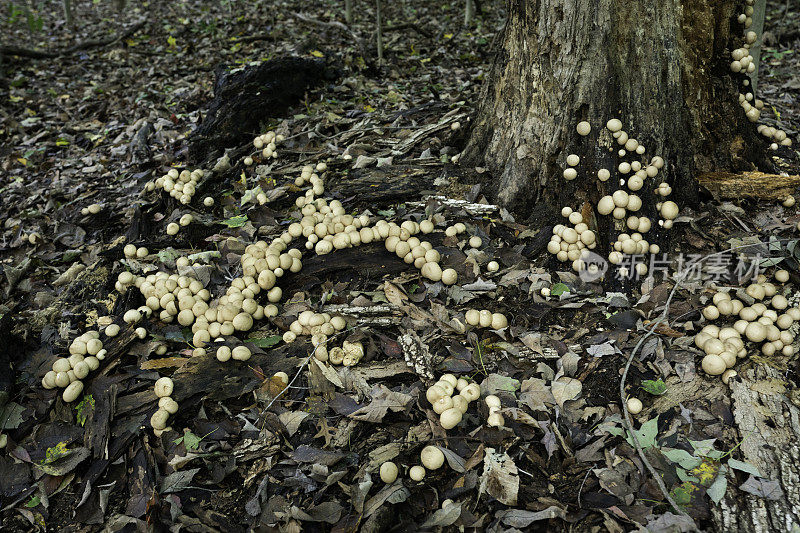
[174,430,203,451]
[663,447,703,470]
[248,335,282,348]
[707,466,728,504]
[221,215,248,228]
[670,483,692,506]
[550,283,570,296]
[74,395,94,427]
[640,378,667,396]
[25,496,40,508]
[727,458,762,477]
[628,416,659,449]
[0,402,26,430]
[689,438,725,460]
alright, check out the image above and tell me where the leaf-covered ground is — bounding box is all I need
[1,0,800,531]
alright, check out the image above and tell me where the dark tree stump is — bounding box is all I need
[187,56,334,163]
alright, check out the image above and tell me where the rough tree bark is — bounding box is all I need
[462,0,772,219]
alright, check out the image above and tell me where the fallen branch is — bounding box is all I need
[0,19,146,59]
[407,195,499,216]
[697,170,800,201]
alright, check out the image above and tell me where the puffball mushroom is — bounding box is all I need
[420,446,445,470]
[563,168,577,181]
[660,201,679,220]
[606,119,623,132]
[62,380,84,402]
[487,261,500,272]
[461,383,480,402]
[566,154,580,166]
[576,121,591,136]
[441,268,458,285]
[409,465,426,481]
[701,354,727,376]
[776,270,790,283]
[150,409,171,431]
[232,346,252,361]
[487,413,505,427]
[469,236,482,248]
[440,408,463,429]
[626,397,643,415]
[380,461,399,483]
[154,377,174,398]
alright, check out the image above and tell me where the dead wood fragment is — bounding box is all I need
[187,56,333,163]
[697,171,800,200]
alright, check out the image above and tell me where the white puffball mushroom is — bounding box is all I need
[626,397,643,415]
[216,345,232,362]
[159,397,179,414]
[62,380,84,403]
[722,369,738,385]
[232,346,252,361]
[566,154,580,166]
[409,465,426,481]
[440,408,463,429]
[485,395,501,409]
[563,168,577,181]
[661,201,679,220]
[441,268,458,285]
[154,377,174,398]
[487,261,500,272]
[150,409,170,431]
[576,121,591,136]
[607,119,623,132]
[491,313,508,329]
[469,236,482,248]
[775,270,790,283]
[487,413,505,427]
[380,461,399,483]
[420,445,445,470]
[745,322,767,342]
[461,383,480,402]
[203,197,214,207]
[701,354,727,376]
[703,306,720,320]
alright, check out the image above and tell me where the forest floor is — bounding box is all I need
[1,0,800,531]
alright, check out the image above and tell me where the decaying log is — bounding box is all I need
[325,165,437,207]
[187,57,335,164]
[698,171,800,201]
[712,364,800,531]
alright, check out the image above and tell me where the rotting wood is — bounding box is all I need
[712,364,800,531]
[698,170,800,200]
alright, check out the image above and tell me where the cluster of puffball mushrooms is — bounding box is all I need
[45,128,513,443]
[729,0,792,149]
[379,380,506,484]
[550,119,678,276]
[696,269,798,382]
[424,374,502,430]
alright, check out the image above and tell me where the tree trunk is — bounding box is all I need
[462,0,772,218]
